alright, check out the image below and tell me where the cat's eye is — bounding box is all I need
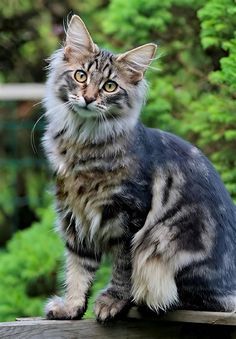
[74,70,87,83]
[103,80,118,93]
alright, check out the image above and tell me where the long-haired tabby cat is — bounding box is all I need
[43,15,236,322]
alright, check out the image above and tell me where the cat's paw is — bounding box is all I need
[94,292,130,323]
[45,296,86,320]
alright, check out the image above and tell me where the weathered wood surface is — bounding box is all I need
[0,84,45,100]
[1,319,236,339]
[1,310,236,339]
[163,309,236,326]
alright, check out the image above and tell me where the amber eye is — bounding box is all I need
[103,80,118,93]
[74,70,87,83]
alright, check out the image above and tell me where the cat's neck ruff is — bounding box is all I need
[44,93,140,147]
[43,93,138,177]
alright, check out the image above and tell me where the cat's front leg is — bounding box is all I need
[94,242,132,323]
[45,243,101,320]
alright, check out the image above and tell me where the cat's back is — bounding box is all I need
[142,125,236,230]
[145,125,215,170]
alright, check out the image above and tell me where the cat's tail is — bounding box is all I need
[131,227,179,312]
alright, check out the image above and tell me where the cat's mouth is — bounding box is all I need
[71,102,99,118]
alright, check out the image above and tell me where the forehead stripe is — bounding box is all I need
[103,66,112,79]
[87,61,94,71]
[94,59,99,69]
[107,68,112,78]
[103,63,109,72]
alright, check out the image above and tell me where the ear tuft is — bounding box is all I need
[116,43,157,74]
[65,15,97,55]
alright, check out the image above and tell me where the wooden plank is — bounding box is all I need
[1,318,236,339]
[0,84,45,101]
[0,319,179,339]
[1,310,236,338]
[128,308,236,326]
[160,310,236,326]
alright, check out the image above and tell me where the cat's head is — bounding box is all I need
[45,15,156,141]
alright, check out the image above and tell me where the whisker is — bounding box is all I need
[31,113,46,155]
[32,99,44,108]
[31,101,70,154]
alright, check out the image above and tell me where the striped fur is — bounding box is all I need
[44,15,236,322]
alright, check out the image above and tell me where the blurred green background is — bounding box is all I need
[0,0,235,322]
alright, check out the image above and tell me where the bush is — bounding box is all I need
[0,204,111,321]
[0,206,62,321]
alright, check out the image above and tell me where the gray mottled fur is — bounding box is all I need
[43,15,236,322]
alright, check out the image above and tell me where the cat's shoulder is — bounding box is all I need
[142,125,204,162]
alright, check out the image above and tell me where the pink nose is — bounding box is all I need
[84,96,96,105]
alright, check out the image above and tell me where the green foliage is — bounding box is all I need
[0,0,108,83]
[184,94,236,196]
[198,0,236,49]
[192,0,236,197]
[210,37,236,92]
[198,0,236,92]
[0,206,62,321]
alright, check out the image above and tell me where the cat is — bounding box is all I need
[43,14,236,322]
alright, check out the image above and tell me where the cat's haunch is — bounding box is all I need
[43,14,236,322]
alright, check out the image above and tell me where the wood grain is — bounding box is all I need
[1,310,236,339]
[161,309,236,326]
[128,308,236,326]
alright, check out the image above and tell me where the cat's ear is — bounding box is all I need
[116,43,157,80]
[64,15,98,58]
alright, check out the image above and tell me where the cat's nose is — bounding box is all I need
[84,96,96,105]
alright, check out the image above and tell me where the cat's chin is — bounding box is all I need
[72,106,99,119]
